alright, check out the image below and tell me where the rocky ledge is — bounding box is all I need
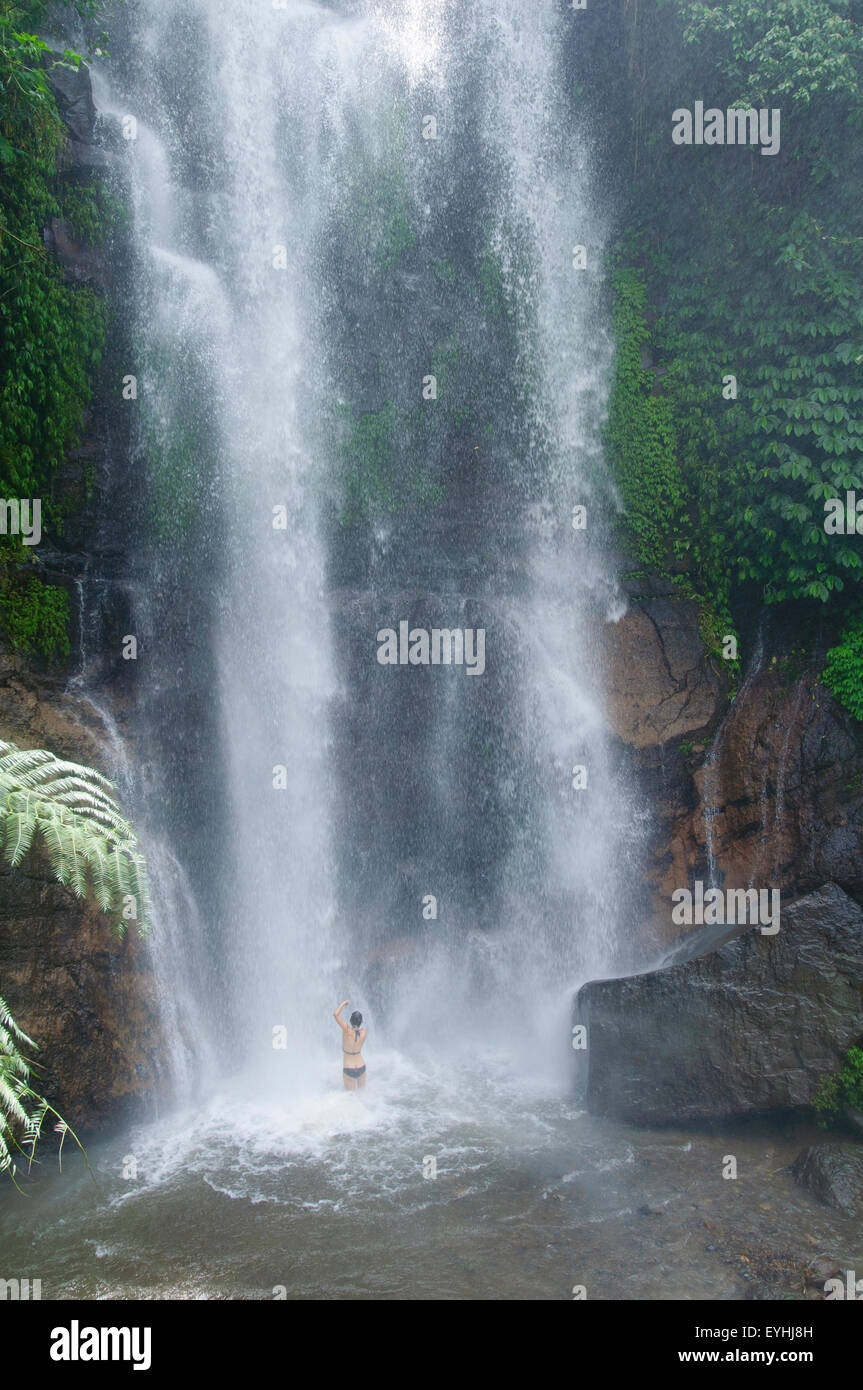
[575,883,863,1125]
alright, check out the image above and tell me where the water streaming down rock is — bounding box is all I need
[482,3,638,1028]
[99,0,637,1105]
[7,4,862,1303]
[700,629,765,892]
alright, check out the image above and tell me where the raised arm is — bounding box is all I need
[333,999,350,1032]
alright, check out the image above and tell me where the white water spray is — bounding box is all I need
[99,0,634,1114]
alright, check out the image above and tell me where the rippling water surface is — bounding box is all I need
[4,1051,859,1301]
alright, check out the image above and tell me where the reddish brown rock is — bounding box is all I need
[602,596,725,749]
[0,655,163,1131]
[602,589,863,945]
[0,858,164,1131]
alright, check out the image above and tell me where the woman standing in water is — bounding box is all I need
[333,1000,367,1090]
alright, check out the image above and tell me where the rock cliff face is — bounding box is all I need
[576,883,863,1125]
[0,866,162,1131]
[602,580,863,947]
[586,589,863,1126]
[0,58,165,1132]
[0,654,165,1130]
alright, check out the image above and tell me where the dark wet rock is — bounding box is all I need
[43,55,108,171]
[575,883,863,1124]
[0,64,160,1130]
[45,52,96,145]
[0,859,164,1131]
[792,1146,863,1215]
[805,1255,843,1285]
[43,217,110,288]
[844,1106,863,1139]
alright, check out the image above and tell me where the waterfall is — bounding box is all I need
[701,627,766,891]
[8,0,859,1312]
[97,0,636,1108]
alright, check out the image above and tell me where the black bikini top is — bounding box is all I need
[344,1027,363,1056]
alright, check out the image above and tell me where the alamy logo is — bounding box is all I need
[377,621,486,676]
[0,1277,41,1299]
[50,1321,152,1371]
[672,103,780,156]
[824,492,863,534]
[672,881,780,935]
[824,1270,863,1300]
[0,498,41,545]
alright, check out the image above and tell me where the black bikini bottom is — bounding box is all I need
[343,1066,366,1079]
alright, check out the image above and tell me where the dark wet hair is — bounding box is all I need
[350,1010,362,1038]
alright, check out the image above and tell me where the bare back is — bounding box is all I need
[342,1027,366,1067]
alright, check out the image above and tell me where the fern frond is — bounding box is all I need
[1,808,37,866]
[0,741,147,1186]
[0,994,35,1048]
[0,741,151,932]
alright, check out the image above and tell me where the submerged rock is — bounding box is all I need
[792,1146,863,1215]
[575,883,863,1125]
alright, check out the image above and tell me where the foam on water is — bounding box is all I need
[105,1043,577,1215]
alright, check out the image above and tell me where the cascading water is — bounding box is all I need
[5,1,861,1310]
[366,2,641,1074]
[0,0,659,1300]
[104,0,637,1099]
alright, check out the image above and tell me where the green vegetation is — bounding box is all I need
[0,570,70,659]
[0,736,151,1183]
[433,258,457,286]
[606,264,683,576]
[338,401,444,526]
[605,0,863,708]
[812,1045,863,1127]
[0,1,111,659]
[823,613,863,719]
[480,243,508,322]
[342,106,416,274]
[0,738,151,933]
[138,367,211,543]
[60,179,128,247]
[0,993,88,1185]
[679,0,863,109]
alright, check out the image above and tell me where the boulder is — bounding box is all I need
[601,590,725,750]
[792,1146,863,1215]
[0,859,165,1130]
[575,883,863,1124]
